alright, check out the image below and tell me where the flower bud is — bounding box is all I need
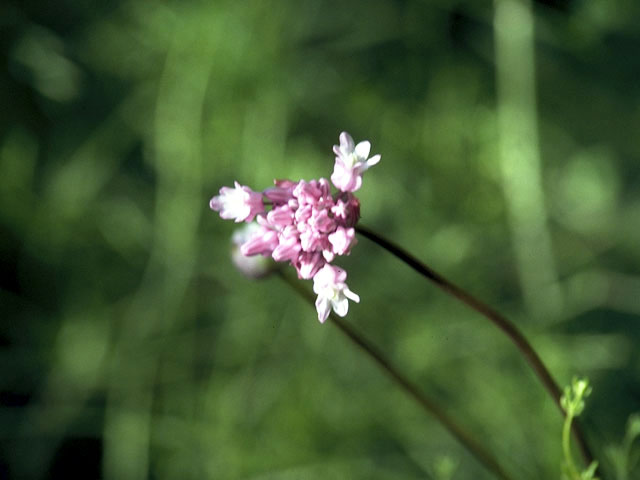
[231,223,278,279]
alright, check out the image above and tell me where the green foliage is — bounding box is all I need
[2,0,640,479]
[606,414,640,480]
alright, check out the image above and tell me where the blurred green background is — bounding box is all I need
[2,0,640,478]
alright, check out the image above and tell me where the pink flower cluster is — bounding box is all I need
[210,132,380,322]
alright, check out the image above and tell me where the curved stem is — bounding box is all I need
[355,224,594,467]
[278,271,515,480]
[562,411,579,479]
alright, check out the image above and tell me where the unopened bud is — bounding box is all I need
[231,223,278,279]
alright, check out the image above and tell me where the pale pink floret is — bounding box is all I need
[299,226,323,252]
[231,223,274,278]
[210,181,265,222]
[328,227,356,256]
[322,248,335,263]
[293,180,321,204]
[309,208,335,233]
[296,251,325,279]
[264,179,297,205]
[331,132,381,192]
[272,235,301,262]
[331,194,360,227]
[240,227,278,256]
[312,264,360,323]
[295,204,313,224]
[267,205,294,228]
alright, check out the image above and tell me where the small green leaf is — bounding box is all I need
[581,460,599,480]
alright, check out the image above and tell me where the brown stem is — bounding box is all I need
[355,224,594,467]
[278,270,515,480]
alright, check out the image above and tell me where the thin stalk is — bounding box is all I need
[562,412,579,479]
[355,224,594,467]
[278,270,515,480]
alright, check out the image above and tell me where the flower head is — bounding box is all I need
[209,131,379,323]
[331,132,381,192]
[210,181,264,222]
[313,265,360,323]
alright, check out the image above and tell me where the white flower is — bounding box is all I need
[312,264,360,323]
[331,131,381,192]
[209,181,264,222]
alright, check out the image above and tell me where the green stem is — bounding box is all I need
[563,411,579,480]
[355,224,594,467]
[278,270,515,480]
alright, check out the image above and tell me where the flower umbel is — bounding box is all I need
[210,131,379,322]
